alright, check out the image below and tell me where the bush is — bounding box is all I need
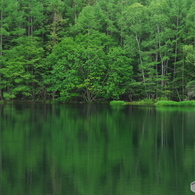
[139,98,155,104]
[155,100,179,106]
[179,101,195,106]
[110,100,126,105]
[155,100,195,106]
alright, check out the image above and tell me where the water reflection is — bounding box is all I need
[0,104,195,194]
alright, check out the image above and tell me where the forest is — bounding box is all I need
[0,0,195,102]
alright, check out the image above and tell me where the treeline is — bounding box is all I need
[0,0,195,102]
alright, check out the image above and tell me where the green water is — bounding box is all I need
[0,104,195,195]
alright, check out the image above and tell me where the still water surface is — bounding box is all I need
[0,104,195,195]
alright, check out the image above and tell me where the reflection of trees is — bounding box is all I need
[0,105,2,195]
[0,104,195,194]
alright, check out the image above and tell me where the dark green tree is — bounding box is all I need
[0,36,45,100]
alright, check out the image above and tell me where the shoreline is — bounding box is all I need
[1,100,195,107]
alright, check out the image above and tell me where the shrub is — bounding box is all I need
[155,100,195,106]
[110,100,126,105]
[155,100,179,106]
[179,101,195,106]
[139,98,155,104]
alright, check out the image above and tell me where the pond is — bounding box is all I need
[0,103,195,194]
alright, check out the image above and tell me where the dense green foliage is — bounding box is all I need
[110,100,126,105]
[1,0,195,102]
[155,100,195,106]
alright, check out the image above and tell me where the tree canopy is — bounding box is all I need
[1,0,195,102]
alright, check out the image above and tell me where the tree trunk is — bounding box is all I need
[156,25,164,88]
[182,54,185,97]
[173,16,179,80]
[135,33,145,83]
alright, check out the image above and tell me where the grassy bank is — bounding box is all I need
[124,100,195,107]
[110,100,126,105]
[126,99,155,106]
[155,100,195,106]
